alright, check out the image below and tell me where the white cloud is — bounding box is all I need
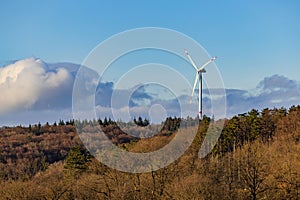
[0,58,72,114]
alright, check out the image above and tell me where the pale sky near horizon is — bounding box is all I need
[1,0,300,90]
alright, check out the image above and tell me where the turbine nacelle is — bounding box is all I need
[198,69,206,73]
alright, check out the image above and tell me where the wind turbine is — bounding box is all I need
[184,49,217,120]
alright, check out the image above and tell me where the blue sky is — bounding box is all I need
[1,0,300,89]
[0,1,300,125]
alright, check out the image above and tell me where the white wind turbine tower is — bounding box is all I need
[184,49,217,120]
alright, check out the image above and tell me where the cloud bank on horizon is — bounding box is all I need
[224,74,300,115]
[0,58,299,125]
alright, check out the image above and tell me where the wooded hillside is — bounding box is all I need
[0,106,300,199]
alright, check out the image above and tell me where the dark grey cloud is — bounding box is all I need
[223,75,300,117]
[96,82,114,107]
[258,74,298,92]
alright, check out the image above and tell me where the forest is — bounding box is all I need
[0,105,300,199]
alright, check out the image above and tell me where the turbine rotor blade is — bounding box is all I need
[198,56,217,72]
[190,72,199,104]
[184,49,198,71]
